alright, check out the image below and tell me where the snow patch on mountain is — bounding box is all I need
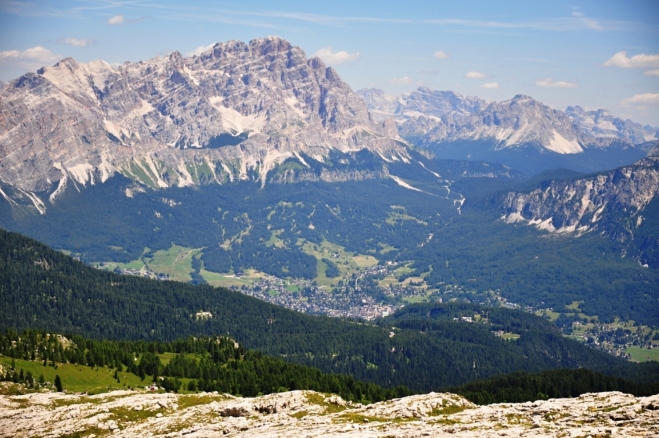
[389,175,423,192]
[547,131,583,154]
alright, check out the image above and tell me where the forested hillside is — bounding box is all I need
[2,229,658,391]
[2,157,657,326]
[0,329,407,402]
[448,368,659,405]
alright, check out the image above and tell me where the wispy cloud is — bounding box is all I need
[645,69,659,77]
[107,14,148,26]
[535,77,577,88]
[0,46,61,70]
[313,47,360,66]
[621,93,659,105]
[480,82,499,89]
[389,76,413,84]
[571,9,603,30]
[466,71,487,79]
[107,14,124,25]
[433,51,449,60]
[422,16,616,32]
[0,2,635,33]
[186,43,216,58]
[57,37,95,47]
[233,10,621,32]
[603,51,659,69]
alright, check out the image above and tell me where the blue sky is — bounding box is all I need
[1,0,658,125]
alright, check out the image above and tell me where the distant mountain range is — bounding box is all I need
[1,36,657,210]
[358,87,658,175]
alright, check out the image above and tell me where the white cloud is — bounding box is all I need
[535,77,577,88]
[57,37,95,48]
[621,93,659,105]
[313,47,360,66]
[480,82,499,89]
[433,51,449,60]
[108,15,125,25]
[388,76,413,84]
[0,46,60,70]
[466,71,487,79]
[603,51,659,69]
[643,69,659,77]
[186,43,215,57]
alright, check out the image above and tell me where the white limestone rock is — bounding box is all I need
[0,387,657,437]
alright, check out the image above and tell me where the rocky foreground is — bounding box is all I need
[1,386,658,437]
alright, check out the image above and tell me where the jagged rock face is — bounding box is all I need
[360,87,658,156]
[566,105,658,146]
[501,155,659,242]
[358,87,484,123]
[403,94,585,154]
[0,37,407,196]
[1,387,657,437]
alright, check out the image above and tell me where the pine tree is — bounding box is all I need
[54,375,63,392]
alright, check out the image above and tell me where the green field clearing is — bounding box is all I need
[299,239,377,286]
[626,346,659,363]
[536,309,561,322]
[264,229,285,248]
[385,206,427,226]
[144,245,201,282]
[352,255,378,268]
[377,243,396,254]
[378,275,399,287]
[157,352,177,365]
[401,277,425,286]
[401,295,430,304]
[566,301,583,310]
[156,353,200,366]
[200,269,264,288]
[95,244,201,282]
[0,356,146,393]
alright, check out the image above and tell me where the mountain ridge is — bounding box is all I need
[0,37,408,199]
[358,87,657,175]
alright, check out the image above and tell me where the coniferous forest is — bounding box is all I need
[2,228,659,396]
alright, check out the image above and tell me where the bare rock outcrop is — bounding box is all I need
[1,387,657,437]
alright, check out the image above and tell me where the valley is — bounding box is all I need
[3,152,659,357]
[1,3,658,434]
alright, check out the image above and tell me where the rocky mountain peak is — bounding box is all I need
[364,86,657,172]
[0,37,408,203]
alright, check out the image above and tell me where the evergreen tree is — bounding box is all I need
[54,375,63,392]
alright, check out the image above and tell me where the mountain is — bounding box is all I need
[358,86,485,122]
[566,105,659,146]
[0,37,407,199]
[499,146,659,268]
[358,87,656,175]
